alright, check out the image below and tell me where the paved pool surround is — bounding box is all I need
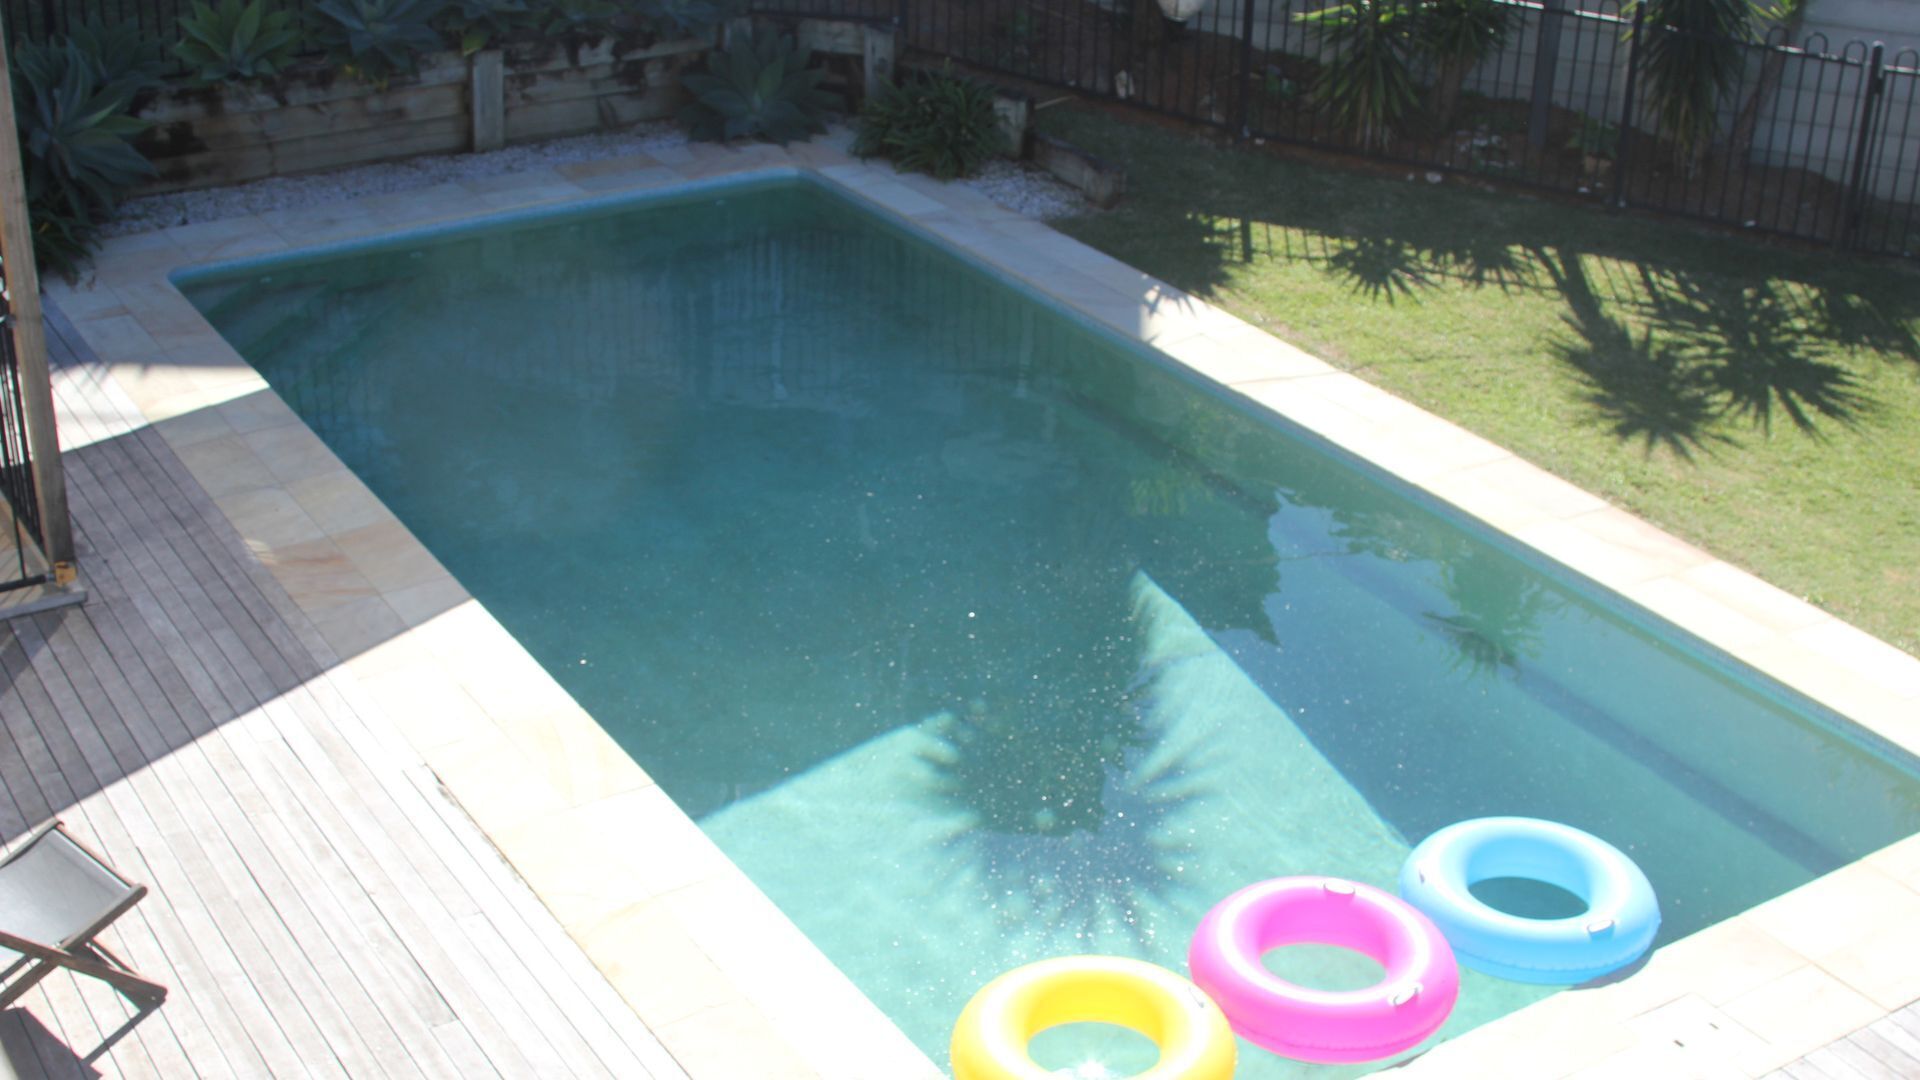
[51,129,1920,1078]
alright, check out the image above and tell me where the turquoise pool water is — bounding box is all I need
[178,174,1920,1076]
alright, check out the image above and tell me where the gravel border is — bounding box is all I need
[104,124,1092,238]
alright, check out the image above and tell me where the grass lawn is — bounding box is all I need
[1037,103,1920,656]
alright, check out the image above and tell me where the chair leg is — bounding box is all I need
[0,961,57,1010]
[73,944,166,1006]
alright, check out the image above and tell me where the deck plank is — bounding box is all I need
[1,298,677,1079]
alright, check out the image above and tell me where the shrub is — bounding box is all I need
[678,30,835,145]
[310,0,446,86]
[1567,116,1619,159]
[641,0,735,40]
[11,36,156,276]
[854,68,1000,180]
[434,0,534,55]
[1295,0,1421,150]
[175,0,306,84]
[430,0,531,55]
[539,0,620,42]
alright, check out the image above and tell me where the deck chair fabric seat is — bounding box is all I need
[0,821,167,1012]
[0,827,143,976]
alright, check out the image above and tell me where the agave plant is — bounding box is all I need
[11,37,156,275]
[641,0,734,40]
[437,0,533,55]
[310,0,446,85]
[854,68,1000,179]
[175,0,306,84]
[1295,0,1421,151]
[65,18,170,92]
[678,30,836,145]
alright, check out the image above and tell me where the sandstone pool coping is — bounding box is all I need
[48,130,1920,1079]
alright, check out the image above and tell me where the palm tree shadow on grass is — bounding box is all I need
[1636,270,1873,436]
[1548,310,1731,459]
[1325,234,1434,302]
[1093,179,1911,454]
[1534,245,1734,458]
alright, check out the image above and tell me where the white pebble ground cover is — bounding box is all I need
[103,123,1089,238]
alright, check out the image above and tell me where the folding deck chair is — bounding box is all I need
[0,821,167,1059]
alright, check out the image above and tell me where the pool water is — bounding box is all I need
[178,175,1920,1076]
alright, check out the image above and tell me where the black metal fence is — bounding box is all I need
[1,271,47,593]
[4,0,1916,257]
[756,0,1920,259]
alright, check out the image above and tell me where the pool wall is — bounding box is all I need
[51,131,1920,1078]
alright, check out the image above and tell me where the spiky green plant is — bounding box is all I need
[678,30,836,145]
[1628,0,1756,167]
[1295,0,1421,150]
[12,37,156,275]
[175,0,305,84]
[310,0,446,86]
[65,18,169,91]
[854,67,1000,179]
[1418,0,1510,128]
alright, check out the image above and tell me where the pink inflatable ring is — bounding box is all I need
[1187,876,1459,1063]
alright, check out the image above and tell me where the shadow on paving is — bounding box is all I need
[1,304,467,834]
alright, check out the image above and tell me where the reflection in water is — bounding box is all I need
[1423,552,1561,677]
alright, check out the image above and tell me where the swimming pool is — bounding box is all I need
[176,173,1920,1076]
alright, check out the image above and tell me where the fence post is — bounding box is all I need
[469,49,505,153]
[862,22,896,95]
[1527,0,1565,150]
[1234,0,1256,138]
[1836,42,1886,250]
[0,10,74,585]
[1611,3,1646,209]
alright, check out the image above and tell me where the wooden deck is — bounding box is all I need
[0,302,684,1078]
[1767,1007,1920,1080]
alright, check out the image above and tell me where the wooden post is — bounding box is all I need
[0,11,75,583]
[862,24,896,95]
[471,49,505,152]
[992,94,1030,158]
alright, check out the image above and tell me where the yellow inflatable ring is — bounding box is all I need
[950,955,1237,1080]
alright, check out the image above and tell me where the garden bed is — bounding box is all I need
[133,36,709,194]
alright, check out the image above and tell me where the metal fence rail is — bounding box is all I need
[0,280,47,593]
[2,0,1914,257]
[751,0,1918,258]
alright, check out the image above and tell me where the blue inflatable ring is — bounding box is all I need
[1397,817,1659,984]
